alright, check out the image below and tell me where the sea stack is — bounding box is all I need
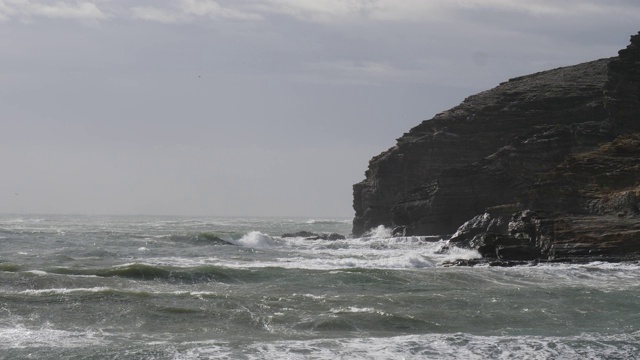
[353,31,640,262]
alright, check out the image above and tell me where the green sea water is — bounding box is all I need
[0,215,639,359]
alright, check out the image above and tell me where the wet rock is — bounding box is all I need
[281,231,346,240]
[281,231,317,238]
[323,233,346,240]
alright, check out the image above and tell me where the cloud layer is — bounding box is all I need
[0,0,107,21]
[1,0,639,24]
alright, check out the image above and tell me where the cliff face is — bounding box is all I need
[353,32,640,262]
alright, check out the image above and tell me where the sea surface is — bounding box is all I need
[0,214,639,359]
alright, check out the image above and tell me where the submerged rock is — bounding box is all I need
[281,231,346,240]
[353,31,640,263]
[281,231,317,238]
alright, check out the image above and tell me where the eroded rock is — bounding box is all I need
[353,31,640,263]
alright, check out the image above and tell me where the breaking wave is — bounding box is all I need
[363,225,393,238]
[228,231,278,248]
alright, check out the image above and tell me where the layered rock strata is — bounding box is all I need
[353,32,640,262]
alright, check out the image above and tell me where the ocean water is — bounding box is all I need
[0,215,639,359]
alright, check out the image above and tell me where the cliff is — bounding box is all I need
[353,32,640,263]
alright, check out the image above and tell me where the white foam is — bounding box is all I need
[170,332,640,360]
[0,325,108,349]
[305,219,351,224]
[143,237,481,270]
[475,261,640,292]
[12,286,225,300]
[329,307,382,315]
[17,287,112,296]
[230,231,278,248]
[292,293,327,300]
[439,244,482,262]
[364,225,393,238]
[25,270,48,276]
[170,341,234,359]
[535,261,640,272]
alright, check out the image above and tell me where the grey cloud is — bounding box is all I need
[181,0,262,20]
[130,5,185,23]
[130,0,262,23]
[234,0,640,24]
[0,0,108,21]
[2,0,640,25]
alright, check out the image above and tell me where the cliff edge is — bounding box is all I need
[353,32,640,263]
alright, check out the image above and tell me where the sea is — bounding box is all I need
[0,214,639,359]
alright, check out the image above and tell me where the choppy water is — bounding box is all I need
[0,215,639,359]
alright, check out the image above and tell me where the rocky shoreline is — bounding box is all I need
[353,32,640,264]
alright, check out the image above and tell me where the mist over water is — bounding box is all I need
[0,215,639,359]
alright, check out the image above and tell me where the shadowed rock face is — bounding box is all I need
[353,32,640,262]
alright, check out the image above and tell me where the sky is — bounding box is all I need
[1,0,639,218]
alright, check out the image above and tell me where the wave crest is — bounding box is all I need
[230,231,277,248]
[364,225,393,239]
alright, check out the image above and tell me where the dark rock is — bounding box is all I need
[441,259,536,267]
[324,233,346,240]
[353,31,640,263]
[281,231,345,240]
[282,231,317,238]
[191,233,230,245]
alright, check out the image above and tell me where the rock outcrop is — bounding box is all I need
[281,231,346,240]
[353,32,640,262]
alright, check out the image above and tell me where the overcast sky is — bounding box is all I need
[1,0,638,218]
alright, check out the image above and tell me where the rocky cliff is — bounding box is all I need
[353,32,640,263]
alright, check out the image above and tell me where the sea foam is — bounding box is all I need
[0,326,108,349]
[231,231,278,248]
[167,332,640,360]
[363,225,393,238]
